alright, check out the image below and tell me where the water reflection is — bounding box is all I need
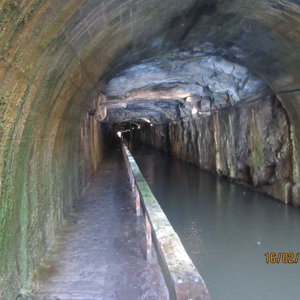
[132,144,300,300]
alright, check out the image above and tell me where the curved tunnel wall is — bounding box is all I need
[0,0,197,297]
[1,0,300,297]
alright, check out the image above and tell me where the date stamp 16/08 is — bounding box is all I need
[265,252,299,264]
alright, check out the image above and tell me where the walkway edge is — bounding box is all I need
[121,142,210,300]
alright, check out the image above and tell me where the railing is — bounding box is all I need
[121,141,210,300]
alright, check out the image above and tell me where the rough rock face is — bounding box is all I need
[103,50,296,205]
[134,96,295,205]
[100,51,270,124]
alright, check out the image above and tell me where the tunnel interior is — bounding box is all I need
[1,0,300,298]
[102,48,293,203]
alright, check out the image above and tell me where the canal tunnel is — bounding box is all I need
[1,0,300,299]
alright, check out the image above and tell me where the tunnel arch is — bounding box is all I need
[1,0,300,298]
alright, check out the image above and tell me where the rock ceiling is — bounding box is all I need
[99,48,271,124]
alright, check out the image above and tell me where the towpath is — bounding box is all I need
[32,147,168,300]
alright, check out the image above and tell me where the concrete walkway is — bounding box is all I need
[32,148,168,300]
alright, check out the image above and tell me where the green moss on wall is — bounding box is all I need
[1,0,300,298]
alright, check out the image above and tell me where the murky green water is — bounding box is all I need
[132,145,300,300]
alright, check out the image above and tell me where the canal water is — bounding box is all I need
[132,144,300,300]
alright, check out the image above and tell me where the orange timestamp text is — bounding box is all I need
[265,252,299,264]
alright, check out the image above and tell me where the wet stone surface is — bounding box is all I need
[31,149,168,300]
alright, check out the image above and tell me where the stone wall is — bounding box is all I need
[0,99,104,299]
[134,96,298,206]
[0,1,198,297]
[1,0,300,297]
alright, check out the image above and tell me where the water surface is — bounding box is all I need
[132,145,300,300]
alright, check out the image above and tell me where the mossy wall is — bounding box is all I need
[0,0,199,298]
[1,0,300,298]
[0,96,104,299]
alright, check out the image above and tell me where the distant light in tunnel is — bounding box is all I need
[192,107,198,115]
[150,123,154,127]
[117,131,122,138]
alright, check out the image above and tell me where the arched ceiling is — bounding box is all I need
[0,1,300,201]
[0,0,300,218]
[1,0,300,297]
[1,0,300,211]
